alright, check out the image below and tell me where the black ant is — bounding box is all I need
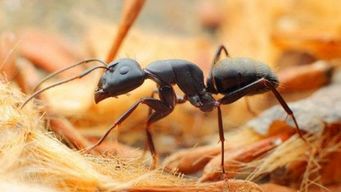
[21,45,306,174]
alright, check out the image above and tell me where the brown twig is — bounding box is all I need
[49,118,92,150]
[49,118,143,158]
[106,0,146,62]
[15,59,41,93]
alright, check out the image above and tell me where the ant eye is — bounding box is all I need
[119,66,129,75]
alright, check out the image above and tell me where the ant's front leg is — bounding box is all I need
[85,97,173,157]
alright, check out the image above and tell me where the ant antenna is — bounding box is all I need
[21,65,108,109]
[33,59,108,91]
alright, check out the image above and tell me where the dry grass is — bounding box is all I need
[0,81,187,191]
[0,81,263,192]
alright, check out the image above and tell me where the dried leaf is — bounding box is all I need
[278,60,333,93]
[163,129,263,174]
[200,133,292,182]
[18,29,85,76]
[249,84,341,134]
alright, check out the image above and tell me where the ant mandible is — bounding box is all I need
[21,45,306,174]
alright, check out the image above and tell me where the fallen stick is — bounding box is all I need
[49,118,92,150]
[106,0,146,62]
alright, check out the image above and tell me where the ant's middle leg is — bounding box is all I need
[216,105,226,175]
[142,90,159,154]
[143,99,173,169]
[147,90,159,117]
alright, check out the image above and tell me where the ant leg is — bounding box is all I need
[176,95,187,104]
[143,91,185,167]
[208,45,230,91]
[216,105,226,175]
[147,90,159,116]
[21,65,108,109]
[212,45,230,66]
[142,90,158,156]
[86,97,173,166]
[142,99,173,169]
[145,122,157,168]
[261,79,307,143]
[218,78,306,142]
[85,100,143,151]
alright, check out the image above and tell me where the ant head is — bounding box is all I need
[95,58,146,103]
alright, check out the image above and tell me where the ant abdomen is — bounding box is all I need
[208,57,279,95]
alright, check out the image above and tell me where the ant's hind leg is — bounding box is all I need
[219,78,307,143]
[261,79,308,143]
[208,45,230,89]
[212,45,230,66]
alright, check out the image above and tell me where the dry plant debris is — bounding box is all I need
[18,29,85,75]
[277,60,333,94]
[0,81,263,191]
[0,32,17,81]
[1,1,341,191]
[164,84,341,191]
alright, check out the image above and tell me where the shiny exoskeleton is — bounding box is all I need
[21,45,305,175]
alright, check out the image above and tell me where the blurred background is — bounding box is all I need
[1,1,341,191]
[1,0,340,157]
